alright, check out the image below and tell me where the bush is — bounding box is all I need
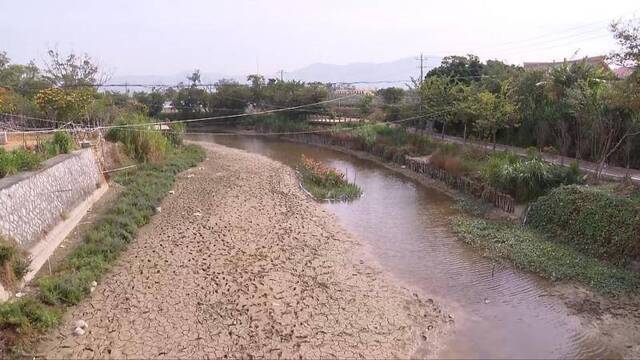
[0,298,60,332]
[51,131,75,154]
[298,154,361,201]
[0,237,31,288]
[166,122,185,146]
[256,115,308,133]
[106,113,170,163]
[482,152,582,202]
[0,148,42,178]
[526,185,640,266]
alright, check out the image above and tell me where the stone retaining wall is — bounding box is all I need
[0,149,104,249]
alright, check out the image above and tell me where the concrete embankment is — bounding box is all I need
[37,142,447,358]
[0,149,107,299]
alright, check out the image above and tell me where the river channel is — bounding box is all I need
[192,133,616,358]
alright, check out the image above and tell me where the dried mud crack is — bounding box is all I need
[37,143,447,359]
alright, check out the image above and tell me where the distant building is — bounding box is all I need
[333,88,375,97]
[160,101,177,114]
[523,56,610,72]
[612,66,636,79]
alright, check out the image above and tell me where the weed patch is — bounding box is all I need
[298,154,361,201]
[452,217,640,294]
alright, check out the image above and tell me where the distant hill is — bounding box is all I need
[109,56,443,91]
[285,56,443,88]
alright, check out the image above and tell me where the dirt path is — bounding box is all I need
[37,143,447,359]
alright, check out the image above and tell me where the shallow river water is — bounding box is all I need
[192,134,617,359]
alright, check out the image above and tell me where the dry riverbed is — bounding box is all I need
[36,143,448,358]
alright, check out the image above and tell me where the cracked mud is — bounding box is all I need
[37,143,447,358]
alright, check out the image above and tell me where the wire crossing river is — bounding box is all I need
[37,143,447,358]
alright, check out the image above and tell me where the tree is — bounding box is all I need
[358,94,373,118]
[426,54,484,84]
[419,76,460,138]
[35,87,94,123]
[376,87,405,121]
[469,83,518,150]
[0,53,49,98]
[609,18,640,67]
[133,90,165,116]
[43,49,106,87]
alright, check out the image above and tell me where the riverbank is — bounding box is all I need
[36,142,447,358]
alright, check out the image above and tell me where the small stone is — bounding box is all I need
[15,292,24,298]
[484,298,490,304]
[156,207,162,213]
[90,286,96,293]
[73,327,85,336]
[75,320,88,329]
[169,190,175,195]
[91,281,97,287]
[186,174,194,178]
[193,212,202,217]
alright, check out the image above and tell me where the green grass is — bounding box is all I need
[298,155,362,201]
[301,176,362,201]
[0,131,76,179]
[451,217,640,295]
[0,144,205,351]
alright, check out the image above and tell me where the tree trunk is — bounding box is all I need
[492,130,497,151]
[441,122,446,139]
[463,123,468,145]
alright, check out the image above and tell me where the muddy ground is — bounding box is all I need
[36,142,448,358]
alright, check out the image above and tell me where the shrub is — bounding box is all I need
[51,131,75,154]
[166,122,186,146]
[0,148,42,178]
[256,115,308,133]
[106,113,170,163]
[482,152,582,202]
[0,298,60,332]
[526,185,640,266]
[298,154,361,201]
[0,237,31,288]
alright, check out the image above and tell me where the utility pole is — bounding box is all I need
[416,52,426,84]
[279,70,284,82]
[416,53,428,132]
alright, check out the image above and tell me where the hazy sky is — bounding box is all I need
[1,0,638,78]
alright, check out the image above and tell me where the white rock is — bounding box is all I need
[186,174,195,178]
[15,292,24,298]
[75,320,88,329]
[91,281,97,287]
[90,286,96,293]
[193,212,202,217]
[73,327,85,336]
[169,190,175,195]
[156,207,162,213]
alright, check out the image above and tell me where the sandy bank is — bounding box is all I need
[37,142,447,358]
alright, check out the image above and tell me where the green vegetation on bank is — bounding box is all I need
[0,132,204,351]
[0,132,75,179]
[526,185,640,266]
[0,237,30,290]
[452,217,640,294]
[298,154,361,201]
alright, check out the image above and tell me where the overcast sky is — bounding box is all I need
[1,0,638,78]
